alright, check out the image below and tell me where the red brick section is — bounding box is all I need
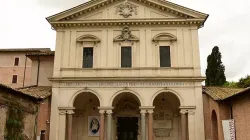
[203,88,250,140]
[203,93,230,140]
[37,97,51,140]
[229,92,250,140]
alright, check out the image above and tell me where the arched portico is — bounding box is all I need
[69,88,103,107]
[149,90,190,140]
[150,89,184,106]
[109,89,143,106]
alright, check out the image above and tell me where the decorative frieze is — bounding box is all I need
[59,81,195,88]
[51,20,203,29]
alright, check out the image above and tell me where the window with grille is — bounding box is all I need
[121,47,132,68]
[12,75,17,83]
[160,46,171,67]
[82,48,93,68]
[14,57,19,66]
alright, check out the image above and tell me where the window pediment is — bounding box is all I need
[77,35,101,43]
[114,26,139,42]
[152,33,177,43]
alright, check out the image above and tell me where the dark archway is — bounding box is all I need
[211,110,219,140]
[72,92,100,140]
[152,92,181,138]
[112,92,141,140]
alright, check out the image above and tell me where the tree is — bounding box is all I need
[205,46,226,86]
[237,75,250,88]
[223,81,238,88]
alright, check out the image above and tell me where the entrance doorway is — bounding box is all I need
[117,117,139,140]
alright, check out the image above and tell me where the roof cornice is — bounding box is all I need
[50,18,205,29]
[47,0,208,23]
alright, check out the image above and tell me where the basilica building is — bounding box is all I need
[46,0,208,140]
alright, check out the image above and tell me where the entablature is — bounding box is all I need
[50,18,204,29]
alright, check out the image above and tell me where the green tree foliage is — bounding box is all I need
[223,81,238,88]
[205,46,226,86]
[5,107,24,140]
[237,75,250,88]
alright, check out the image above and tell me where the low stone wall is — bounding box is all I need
[0,89,38,140]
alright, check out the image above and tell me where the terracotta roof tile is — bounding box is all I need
[202,86,245,101]
[17,86,52,99]
[0,48,51,52]
[26,51,55,56]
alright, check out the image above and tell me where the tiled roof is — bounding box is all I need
[0,83,36,99]
[17,86,52,99]
[0,48,51,52]
[26,51,55,56]
[202,86,245,101]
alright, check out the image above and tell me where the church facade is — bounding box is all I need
[46,0,208,140]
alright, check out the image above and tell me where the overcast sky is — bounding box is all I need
[1,0,250,81]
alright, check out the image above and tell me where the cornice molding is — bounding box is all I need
[50,18,204,29]
[49,76,206,82]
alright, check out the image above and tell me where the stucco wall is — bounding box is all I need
[54,26,201,78]
[30,56,54,86]
[0,52,32,88]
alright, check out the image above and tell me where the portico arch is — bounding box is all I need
[151,89,183,106]
[109,89,143,106]
[69,88,102,107]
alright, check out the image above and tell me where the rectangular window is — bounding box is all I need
[160,46,171,67]
[121,47,132,68]
[83,48,93,68]
[14,57,19,66]
[12,75,17,83]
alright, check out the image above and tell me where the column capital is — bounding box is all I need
[147,110,154,114]
[106,110,113,114]
[140,110,147,114]
[99,110,105,114]
[187,109,195,115]
[67,110,75,115]
[180,109,188,114]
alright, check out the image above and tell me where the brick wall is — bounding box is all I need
[37,97,51,140]
[228,92,250,140]
[202,93,230,140]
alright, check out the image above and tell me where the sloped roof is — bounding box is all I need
[0,83,37,100]
[17,86,52,99]
[202,86,245,101]
[0,48,51,52]
[26,51,55,56]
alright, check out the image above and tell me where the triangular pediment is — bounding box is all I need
[47,0,208,22]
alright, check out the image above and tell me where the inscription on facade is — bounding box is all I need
[59,81,195,88]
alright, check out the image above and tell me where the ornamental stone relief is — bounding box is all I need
[114,26,139,42]
[115,2,138,18]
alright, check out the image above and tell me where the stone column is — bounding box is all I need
[99,110,105,140]
[180,110,188,140]
[140,110,146,140]
[58,110,67,140]
[107,110,113,140]
[148,110,154,140]
[66,110,74,140]
[187,110,195,140]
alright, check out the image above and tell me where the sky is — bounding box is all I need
[1,0,250,81]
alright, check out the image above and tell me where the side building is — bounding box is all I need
[0,48,51,88]
[203,86,250,140]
